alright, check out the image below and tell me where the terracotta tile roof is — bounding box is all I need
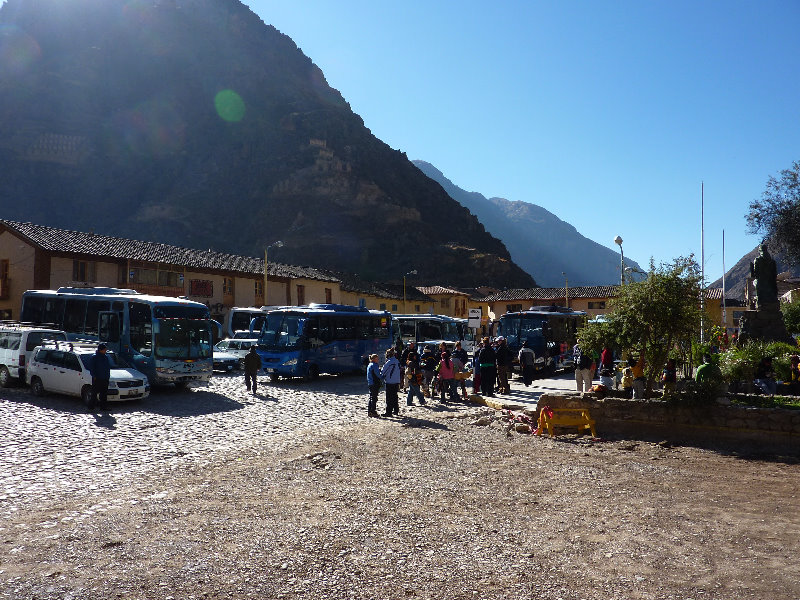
[336,272,433,302]
[0,220,338,282]
[480,286,620,302]
[416,286,469,296]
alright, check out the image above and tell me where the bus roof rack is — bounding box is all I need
[307,303,371,313]
[527,305,574,312]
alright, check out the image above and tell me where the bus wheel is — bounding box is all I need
[31,377,45,397]
[0,366,11,388]
[304,364,320,381]
[269,373,279,383]
[81,385,93,406]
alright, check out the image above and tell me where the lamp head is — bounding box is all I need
[614,235,623,246]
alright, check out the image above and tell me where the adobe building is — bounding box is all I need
[0,220,340,323]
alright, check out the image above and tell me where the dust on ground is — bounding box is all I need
[2,405,799,600]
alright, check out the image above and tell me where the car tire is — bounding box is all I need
[0,366,11,388]
[31,377,45,397]
[81,385,93,406]
[304,364,320,381]
[269,373,279,382]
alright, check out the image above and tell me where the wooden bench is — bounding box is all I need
[536,408,596,437]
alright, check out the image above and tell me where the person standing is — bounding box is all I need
[381,348,402,416]
[495,337,511,394]
[86,343,111,412]
[477,337,497,397]
[421,346,437,398]
[243,346,262,396]
[600,345,614,372]
[437,352,458,403]
[451,341,469,399]
[400,341,419,392]
[573,340,593,393]
[661,358,677,394]
[405,357,426,406]
[366,354,382,417]
[518,341,536,386]
[631,354,646,399]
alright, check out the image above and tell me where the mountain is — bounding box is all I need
[710,243,800,299]
[0,0,534,289]
[413,161,642,287]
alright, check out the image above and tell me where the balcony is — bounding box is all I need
[0,277,9,300]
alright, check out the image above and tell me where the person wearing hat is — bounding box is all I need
[86,343,112,412]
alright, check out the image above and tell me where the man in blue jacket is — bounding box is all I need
[87,344,112,412]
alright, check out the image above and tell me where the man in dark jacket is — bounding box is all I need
[86,344,112,412]
[494,337,511,394]
[243,346,262,395]
[477,338,497,397]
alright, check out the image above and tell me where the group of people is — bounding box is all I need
[366,336,539,417]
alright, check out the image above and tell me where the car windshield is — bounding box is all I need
[258,313,303,351]
[155,319,212,359]
[215,341,230,351]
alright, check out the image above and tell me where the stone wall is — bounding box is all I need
[536,392,800,454]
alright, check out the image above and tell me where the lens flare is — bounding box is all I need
[214,89,246,122]
[0,24,41,76]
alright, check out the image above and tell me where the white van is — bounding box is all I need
[0,325,67,387]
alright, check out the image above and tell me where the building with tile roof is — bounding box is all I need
[0,220,340,322]
[480,286,620,323]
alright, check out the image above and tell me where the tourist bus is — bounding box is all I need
[497,306,587,375]
[20,287,214,386]
[255,304,392,381]
[391,314,474,353]
[223,306,266,339]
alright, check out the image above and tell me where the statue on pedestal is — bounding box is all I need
[750,243,778,309]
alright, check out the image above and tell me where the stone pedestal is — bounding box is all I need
[738,304,794,345]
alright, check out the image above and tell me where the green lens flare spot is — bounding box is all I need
[214,89,245,122]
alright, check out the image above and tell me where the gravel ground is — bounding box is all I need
[1,372,799,599]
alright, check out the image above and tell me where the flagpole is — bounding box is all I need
[722,229,727,330]
[700,182,705,344]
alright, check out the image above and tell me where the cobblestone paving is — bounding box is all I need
[0,372,381,518]
[0,370,569,525]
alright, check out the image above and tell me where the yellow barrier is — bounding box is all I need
[537,408,596,437]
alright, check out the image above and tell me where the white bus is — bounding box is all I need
[20,287,214,386]
[391,314,474,353]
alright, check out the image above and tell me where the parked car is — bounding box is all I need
[212,344,240,372]
[215,338,259,368]
[26,342,150,404]
[0,325,67,387]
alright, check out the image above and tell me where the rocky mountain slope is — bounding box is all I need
[413,161,642,286]
[0,0,534,288]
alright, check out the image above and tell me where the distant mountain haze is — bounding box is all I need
[0,0,534,289]
[413,161,642,287]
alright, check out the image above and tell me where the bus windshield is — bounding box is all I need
[155,319,212,359]
[259,313,303,351]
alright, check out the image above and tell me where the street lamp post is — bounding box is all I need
[614,235,624,286]
[403,270,417,313]
[264,241,284,306]
[562,271,569,309]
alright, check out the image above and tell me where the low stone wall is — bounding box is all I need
[536,392,800,454]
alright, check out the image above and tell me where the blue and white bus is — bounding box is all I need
[497,306,587,375]
[255,304,392,381]
[391,314,474,352]
[20,287,214,386]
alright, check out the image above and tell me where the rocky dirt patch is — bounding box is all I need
[2,408,799,600]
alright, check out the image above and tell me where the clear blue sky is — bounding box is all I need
[247,0,799,285]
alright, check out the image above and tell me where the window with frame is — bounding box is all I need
[158,270,182,288]
[0,259,8,280]
[391,304,398,312]
[506,304,523,313]
[254,279,263,298]
[223,277,234,296]
[587,301,606,309]
[379,303,387,310]
[72,260,97,283]
[130,267,157,285]
[440,298,450,308]
[325,288,332,304]
[296,284,305,305]
[415,305,420,312]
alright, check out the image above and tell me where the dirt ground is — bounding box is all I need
[2,407,799,600]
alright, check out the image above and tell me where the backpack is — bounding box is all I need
[578,353,593,370]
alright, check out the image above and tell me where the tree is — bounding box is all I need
[746,160,800,267]
[781,299,800,336]
[579,256,704,396]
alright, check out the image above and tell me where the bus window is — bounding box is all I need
[356,318,372,339]
[334,317,355,340]
[85,300,110,337]
[42,298,65,328]
[129,301,153,356]
[21,295,45,323]
[63,299,87,334]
